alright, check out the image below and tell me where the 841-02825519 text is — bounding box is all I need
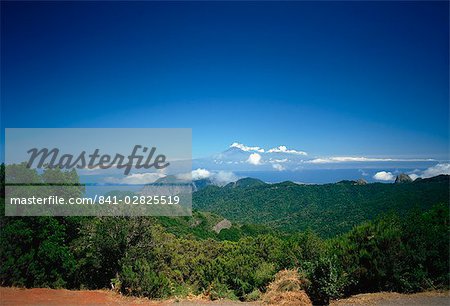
[9,195,181,205]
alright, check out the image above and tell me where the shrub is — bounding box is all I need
[0,216,76,288]
[304,256,349,305]
[206,281,237,301]
[254,262,276,289]
[119,258,170,298]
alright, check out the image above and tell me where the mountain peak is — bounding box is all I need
[395,173,413,184]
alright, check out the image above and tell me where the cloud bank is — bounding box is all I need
[421,163,450,178]
[267,145,307,156]
[307,157,434,164]
[230,142,264,153]
[408,163,450,179]
[230,142,307,156]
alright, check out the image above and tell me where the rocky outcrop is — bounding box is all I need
[337,179,367,185]
[213,219,232,233]
[356,179,368,185]
[225,177,266,189]
[395,173,413,184]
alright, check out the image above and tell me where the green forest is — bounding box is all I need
[193,176,450,237]
[0,164,449,305]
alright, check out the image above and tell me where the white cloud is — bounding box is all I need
[373,171,395,181]
[409,174,420,181]
[176,168,211,181]
[247,153,262,165]
[407,163,450,180]
[307,157,434,164]
[421,163,450,178]
[176,169,238,185]
[191,168,211,180]
[104,172,165,184]
[272,164,285,171]
[230,142,264,153]
[214,171,239,185]
[268,145,307,156]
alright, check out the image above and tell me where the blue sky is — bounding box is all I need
[1,1,449,161]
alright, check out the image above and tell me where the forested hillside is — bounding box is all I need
[1,165,449,305]
[156,210,277,241]
[193,176,450,237]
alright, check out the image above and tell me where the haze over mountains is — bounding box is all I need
[76,142,449,188]
[194,142,440,170]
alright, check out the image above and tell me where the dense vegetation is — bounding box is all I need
[193,177,450,237]
[157,210,276,241]
[1,165,449,305]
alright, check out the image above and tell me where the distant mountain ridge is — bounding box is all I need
[224,177,266,189]
[193,175,450,237]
